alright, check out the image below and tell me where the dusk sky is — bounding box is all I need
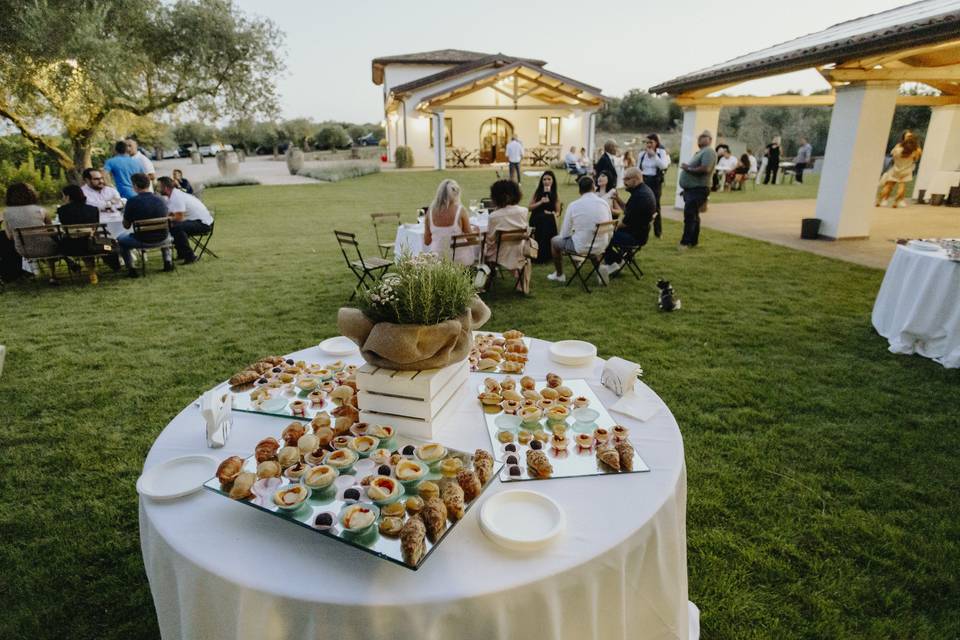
[235,0,912,123]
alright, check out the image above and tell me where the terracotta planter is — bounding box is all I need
[337,296,490,371]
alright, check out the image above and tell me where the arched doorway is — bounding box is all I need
[479,118,514,164]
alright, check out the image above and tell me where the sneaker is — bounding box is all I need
[879,199,890,207]
[597,264,610,286]
[546,272,565,282]
[88,272,99,285]
[897,200,909,208]
[181,255,198,265]
[163,261,175,272]
[677,244,689,252]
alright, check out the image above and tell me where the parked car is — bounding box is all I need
[178,145,197,158]
[357,133,379,146]
[255,142,290,155]
[145,148,181,160]
[199,143,234,157]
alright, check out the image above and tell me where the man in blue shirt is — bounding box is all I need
[103,140,142,199]
[117,173,173,277]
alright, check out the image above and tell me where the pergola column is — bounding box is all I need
[673,105,720,209]
[434,110,446,170]
[814,81,898,239]
[912,105,960,200]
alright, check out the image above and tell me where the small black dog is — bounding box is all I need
[657,279,681,311]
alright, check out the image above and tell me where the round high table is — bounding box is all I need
[872,243,960,368]
[140,338,699,640]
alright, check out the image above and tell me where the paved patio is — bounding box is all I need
[663,199,960,269]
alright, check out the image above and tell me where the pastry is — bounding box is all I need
[382,501,406,518]
[483,377,502,393]
[332,435,353,450]
[497,430,514,444]
[401,516,426,566]
[341,504,377,531]
[526,450,553,478]
[370,448,392,466]
[325,448,358,470]
[282,422,306,446]
[277,446,300,468]
[229,370,259,386]
[501,389,523,403]
[477,358,498,371]
[250,387,270,402]
[370,424,395,442]
[418,481,440,501]
[304,464,337,489]
[504,453,519,465]
[551,433,568,450]
[500,376,516,391]
[550,422,567,436]
[249,362,273,375]
[228,472,256,500]
[305,448,327,466]
[546,405,569,422]
[279,372,295,383]
[297,377,319,392]
[505,340,527,354]
[257,460,281,479]
[289,400,307,417]
[480,349,502,362]
[517,430,532,445]
[416,443,447,464]
[440,458,463,480]
[254,438,280,463]
[545,373,562,388]
[457,469,482,501]
[593,427,610,445]
[538,398,555,410]
[379,516,404,537]
[507,464,523,477]
[350,422,369,435]
[504,443,518,453]
[422,496,448,542]
[350,435,379,454]
[390,452,403,466]
[519,406,542,424]
[576,433,594,448]
[320,381,336,394]
[615,441,635,472]
[273,484,309,509]
[310,412,331,431]
[405,495,424,515]
[441,481,465,520]
[501,399,520,415]
[522,389,540,402]
[539,387,559,401]
[503,351,527,363]
[313,427,334,448]
[500,361,524,373]
[331,404,359,424]
[612,425,630,442]
[367,476,400,502]
[597,446,620,471]
[502,329,524,340]
[479,391,503,406]
[359,474,375,486]
[216,456,244,487]
[574,396,590,409]
[284,462,307,480]
[529,439,543,450]
[473,450,494,485]
[313,512,335,530]
[395,459,426,483]
[333,416,353,436]
[556,386,573,400]
[307,390,325,407]
[557,396,573,408]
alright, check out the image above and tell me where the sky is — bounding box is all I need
[235,0,913,123]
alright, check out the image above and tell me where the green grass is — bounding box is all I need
[1,170,957,640]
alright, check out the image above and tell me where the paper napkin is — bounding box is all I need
[201,390,233,448]
[610,382,661,422]
[601,357,644,396]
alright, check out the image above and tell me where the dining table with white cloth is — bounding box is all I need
[393,212,489,259]
[139,336,699,640]
[872,243,960,368]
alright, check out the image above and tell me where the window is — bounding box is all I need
[429,117,453,148]
[538,117,561,145]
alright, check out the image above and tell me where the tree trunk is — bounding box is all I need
[273,143,279,160]
[68,141,92,184]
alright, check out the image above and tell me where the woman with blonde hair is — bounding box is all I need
[877,131,922,208]
[423,178,474,264]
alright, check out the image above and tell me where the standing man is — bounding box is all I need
[594,140,619,186]
[80,168,122,214]
[103,140,142,200]
[678,130,717,250]
[126,137,156,183]
[117,173,174,277]
[157,176,214,264]
[505,135,524,184]
[793,137,812,183]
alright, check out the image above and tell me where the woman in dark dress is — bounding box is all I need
[763,136,781,185]
[527,170,561,264]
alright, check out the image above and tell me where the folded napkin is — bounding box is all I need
[610,383,661,422]
[601,357,644,396]
[201,389,233,448]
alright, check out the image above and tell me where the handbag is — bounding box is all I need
[522,234,539,259]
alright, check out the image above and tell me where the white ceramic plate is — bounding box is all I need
[137,455,219,500]
[908,240,941,252]
[479,490,565,551]
[549,340,597,367]
[319,336,359,356]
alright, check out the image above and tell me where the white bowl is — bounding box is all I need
[479,490,565,551]
[549,340,597,367]
[136,455,219,500]
[319,336,359,356]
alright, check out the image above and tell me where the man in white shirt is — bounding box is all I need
[126,137,156,182]
[157,176,213,264]
[548,176,613,284]
[505,135,523,185]
[564,146,586,176]
[715,147,739,190]
[81,168,122,213]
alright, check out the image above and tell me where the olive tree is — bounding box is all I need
[0,0,284,182]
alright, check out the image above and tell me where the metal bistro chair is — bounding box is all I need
[370,212,401,259]
[334,230,391,301]
[131,218,175,276]
[450,231,485,286]
[188,218,219,260]
[14,225,66,283]
[489,228,530,293]
[564,220,618,293]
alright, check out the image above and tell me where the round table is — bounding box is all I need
[140,338,698,640]
[393,214,489,260]
[872,243,960,368]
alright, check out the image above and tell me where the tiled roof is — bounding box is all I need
[372,50,547,86]
[649,0,960,95]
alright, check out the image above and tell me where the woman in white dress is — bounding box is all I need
[423,179,474,265]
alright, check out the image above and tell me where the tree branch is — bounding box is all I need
[0,102,74,169]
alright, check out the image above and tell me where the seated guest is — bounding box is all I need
[578,147,590,172]
[527,170,561,264]
[117,173,173,277]
[172,169,194,194]
[733,153,751,189]
[2,182,60,285]
[157,176,214,264]
[604,168,655,270]
[715,146,738,191]
[56,184,103,284]
[564,146,586,176]
[596,170,623,215]
[484,179,531,294]
[104,140,142,200]
[548,176,612,283]
[81,168,122,213]
[423,179,473,265]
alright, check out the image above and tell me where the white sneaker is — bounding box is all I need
[547,272,565,282]
[879,199,890,207]
[897,200,909,208]
[597,264,610,285]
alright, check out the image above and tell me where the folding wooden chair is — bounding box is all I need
[450,231,485,285]
[60,223,116,278]
[188,219,218,260]
[489,228,530,293]
[370,212,401,258]
[131,218,175,276]
[615,242,644,280]
[564,220,618,293]
[14,225,66,284]
[334,230,391,301]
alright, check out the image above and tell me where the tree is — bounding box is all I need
[251,121,281,158]
[173,121,218,148]
[222,117,258,154]
[280,118,314,150]
[314,124,350,150]
[0,0,284,182]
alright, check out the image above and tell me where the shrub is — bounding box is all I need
[358,253,474,325]
[395,145,414,168]
[0,158,64,203]
[199,175,260,189]
[297,160,380,182]
[313,125,351,151]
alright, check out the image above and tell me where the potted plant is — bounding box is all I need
[338,254,490,370]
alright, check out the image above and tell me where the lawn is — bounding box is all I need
[1,169,957,640]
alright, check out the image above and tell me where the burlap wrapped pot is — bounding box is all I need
[337,296,491,371]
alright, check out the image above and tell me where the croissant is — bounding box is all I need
[228,472,256,500]
[216,456,245,487]
[520,376,536,390]
[254,438,279,463]
[441,481,465,520]
[503,352,527,363]
[457,469,482,502]
[502,329,524,340]
[483,377,502,393]
[473,449,494,484]
[597,446,620,471]
[332,404,359,421]
[526,450,553,478]
[333,416,354,435]
[505,341,528,354]
[500,376,516,391]
[311,412,332,431]
[256,460,281,479]
[477,358,498,371]
[313,426,334,447]
[500,361,524,373]
[250,361,274,374]
[401,516,427,566]
[545,373,563,388]
[259,355,285,366]
[281,422,306,447]
[422,496,448,542]
[616,441,635,472]
[229,370,259,386]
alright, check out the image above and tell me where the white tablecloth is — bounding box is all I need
[872,244,960,368]
[140,338,698,640]
[394,215,489,259]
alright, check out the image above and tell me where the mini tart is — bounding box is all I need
[539,387,559,400]
[279,372,295,383]
[273,484,309,509]
[350,435,380,455]
[574,396,590,409]
[305,448,327,465]
[593,427,610,444]
[382,501,406,518]
[612,425,630,441]
[297,377,319,391]
[517,430,533,445]
[370,448,392,466]
[395,459,426,482]
[439,457,463,478]
[379,516,404,537]
[370,424,395,441]
[307,391,325,407]
[320,381,336,394]
[533,430,550,443]
[538,398,555,410]
[332,435,354,450]
[497,430,514,443]
[519,406,542,424]
[341,504,378,532]
[405,496,425,515]
[546,405,570,422]
[576,433,594,448]
[325,360,345,372]
[314,368,333,381]
[366,476,401,502]
[557,396,573,408]
[325,448,358,470]
[556,386,573,399]
[350,422,370,436]
[551,433,569,449]
[289,400,308,416]
[303,464,338,489]
[415,443,447,464]
[417,481,440,501]
[550,422,568,436]
[284,462,307,480]
[501,399,520,414]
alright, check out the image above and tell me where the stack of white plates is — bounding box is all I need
[137,455,219,500]
[479,490,565,551]
[549,340,597,367]
[319,336,359,356]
